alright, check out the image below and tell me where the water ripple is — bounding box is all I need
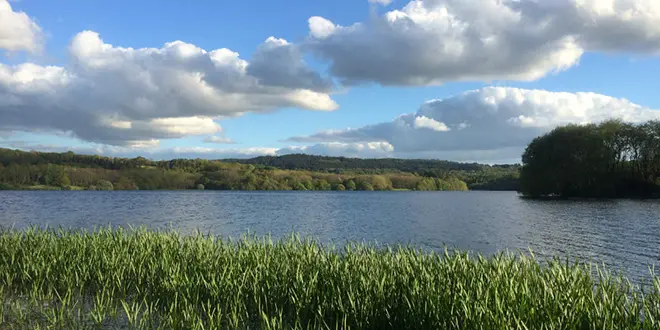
[0,190,658,282]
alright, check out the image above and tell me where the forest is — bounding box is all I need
[226,154,489,172]
[0,148,519,191]
[520,120,660,198]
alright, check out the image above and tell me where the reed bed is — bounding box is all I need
[0,227,658,329]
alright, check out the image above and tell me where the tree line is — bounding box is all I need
[520,120,660,198]
[0,148,520,191]
[0,149,478,191]
[225,154,487,173]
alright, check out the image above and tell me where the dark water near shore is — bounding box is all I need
[1,191,659,282]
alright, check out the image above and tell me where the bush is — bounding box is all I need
[345,180,357,191]
[96,180,114,191]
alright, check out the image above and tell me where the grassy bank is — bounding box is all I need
[0,228,658,329]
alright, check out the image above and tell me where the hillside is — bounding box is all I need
[0,148,519,191]
[224,154,490,173]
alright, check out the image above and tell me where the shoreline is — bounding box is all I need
[0,185,505,192]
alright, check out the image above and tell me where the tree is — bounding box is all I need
[415,178,436,191]
[520,124,611,197]
[315,179,331,191]
[96,180,114,191]
[345,180,356,191]
[260,178,280,190]
[114,177,138,190]
[446,177,468,191]
[44,165,70,187]
[371,175,392,190]
[333,183,346,191]
[520,121,660,198]
[293,182,307,191]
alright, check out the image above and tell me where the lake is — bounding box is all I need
[1,190,659,282]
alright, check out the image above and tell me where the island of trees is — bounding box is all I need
[0,148,519,191]
[519,120,660,198]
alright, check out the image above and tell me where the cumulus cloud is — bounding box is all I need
[246,37,333,92]
[203,136,236,144]
[306,0,660,85]
[413,116,450,131]
[288,87,660,161]
[278,142,395,158]
[0,0,42,53]
[0,31,338,147]
[308,17,338,40]
[0,141,279,160]
[3,138,395,160]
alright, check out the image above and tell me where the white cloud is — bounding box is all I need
[0,142,279,160]
[0,0,42,53]
[306,0,660,86]
[0,31,338,147]
[247,36,333,92]
[144,117,221,136]
[413,115,450,131]
[287,87,660,161]
[278,142,395,158]
[164,146,278,159]
[308,17,337,39]
[203,136,236,144]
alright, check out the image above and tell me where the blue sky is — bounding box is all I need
[1,0,660,163]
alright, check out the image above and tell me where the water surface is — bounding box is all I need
[1,191,658,282]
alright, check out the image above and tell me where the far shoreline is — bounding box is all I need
[0,185,511,192]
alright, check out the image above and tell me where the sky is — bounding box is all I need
[1,0,660,164]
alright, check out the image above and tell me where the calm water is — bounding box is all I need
[1,191,659,281]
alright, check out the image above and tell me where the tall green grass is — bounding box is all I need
[0,227,657,329]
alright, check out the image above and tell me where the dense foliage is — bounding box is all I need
[225,154,485,172]
[0,228,657,329]
[227,154,521,190]
[0,148,521,191]
[520,120,660,198]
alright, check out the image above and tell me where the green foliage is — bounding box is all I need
[0,149,484,191]
[345,180,357,191]
[293,182,308,191]
[44,164,70,187]
[371,175,392,190]
[453,166,520,191]
[315,179,332,191]
[416,178,437,191]
[96,180,114,191]
[444,177,468,191]
[355,177,375,191]
[0,227,658,329]
[520,120,660,198]
[114,177,138,190]
[225,154,485,173]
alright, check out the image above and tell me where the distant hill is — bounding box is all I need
[224,154,518,173]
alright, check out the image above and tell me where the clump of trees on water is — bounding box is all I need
[0,148,478,191]
[520,120,660,198]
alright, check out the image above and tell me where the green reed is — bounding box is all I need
[0,227,657,329]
